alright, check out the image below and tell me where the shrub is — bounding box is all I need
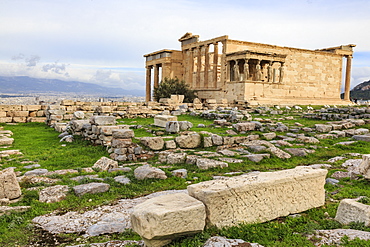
[153,77,197,103]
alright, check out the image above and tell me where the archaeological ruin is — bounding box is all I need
[144,33,355,105]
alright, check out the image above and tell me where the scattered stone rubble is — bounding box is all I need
[2,102,370,246]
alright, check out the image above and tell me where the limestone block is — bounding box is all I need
[111,138,133,148]
[358,154,370,179]
[22,105,41,111]
[112,129,134,139]
[167,153,187,164]
[175,133,201,149]
[0,137,14,146]
[211,134,223,146]
[165,140,177,149]
[134,165,167,180]
[73,183,110,196]
[353,135,370,142]
[232,122,256,132]
[96,106,113,113]
[90,116,116,126]
[39,185,69,203]
[187,167,327,228]
[335,199,370,226]
[70,120,90,132]
[196,158,228,170]
[131,193,206,246]
[7,111,29,117]
[61,100,74,106]
[92,157,118,171]
[12,117,27,123]
[165,121,180,133]
[54,123,67,132]
[73,111,85,119]
[0,112,6,117]
[315,124,332,132]
[154,115,177,128]
[98,126,120,135]
[140,137,164,150]
[0,168,21,200]
[0,117,13,123]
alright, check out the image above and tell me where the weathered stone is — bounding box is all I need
[92,157,118,171]
[171,169,187,178]
[308,229,370,247]
[175,133,201,149]
[111,138,133,148]
[131,193,206,247]
[90,116,116,126]
[218,150,237,156]
[134,165,167,180]
[315,124,333,132]
[114,176,131,184]
[165,140,177,149]
[39,185,69,203]
[140,137,164,150]
[86,223,128,237]
[0,137,14,146]
[178,121,193,130]
[73,183,110,196]
[297,136,320,144]
[335,198,370,226]
[263,132,276,140]
[188,167,327,228]
[24,169,48,176]
[211,134,223,146]
[275,122,289,132]
[285,148,308,157]
[167,153,187,164]
[203,236,264,247]
[232,122,256,132]
[154,115,178,128]
[196,158,228,170]
[60,135,74,142]
[358,154,370,179]
[0,168,21,200]
[267,146,291,159]
[353,135,370,142]
[203,136,213,148]
[165,121,180,133]
[245,154,270,162]
[73,111,85,119]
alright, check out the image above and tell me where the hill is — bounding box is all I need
[349,80,370,100]
[0,76,144,96]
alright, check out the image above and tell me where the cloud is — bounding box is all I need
[352,67,370,89]
[25,55,40,67]
[11,53,25,61]
[42,61,69,76]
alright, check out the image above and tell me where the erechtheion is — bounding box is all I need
[144,33,355,105]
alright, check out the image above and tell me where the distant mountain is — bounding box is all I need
[349,80,370,100]
[0,76,144,96]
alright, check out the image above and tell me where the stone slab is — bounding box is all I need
[187,167,327,228]
[154,115,178,128]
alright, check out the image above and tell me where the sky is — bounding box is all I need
[1,0,370,92]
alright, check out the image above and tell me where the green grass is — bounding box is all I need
[1,113,370,246]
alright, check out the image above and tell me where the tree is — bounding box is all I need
[153,77,197,103]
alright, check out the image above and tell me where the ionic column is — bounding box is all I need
[189,48,195,88]
[213,42,219,88]
[145,66,152,102]
[344,55,353,101]
[279,63,284,83]
[196,46,202,88]
[154,64,160,89]
[204,44,210,88]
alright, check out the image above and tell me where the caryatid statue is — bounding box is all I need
[256,60,262,81]
[244,60,249,80]
[233,62,240,81]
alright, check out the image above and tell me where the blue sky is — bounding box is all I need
[0,0,369,91]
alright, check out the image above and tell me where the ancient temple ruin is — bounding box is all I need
[144,33,355,105]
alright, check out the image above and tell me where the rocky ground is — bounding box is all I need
[2,105,370,246]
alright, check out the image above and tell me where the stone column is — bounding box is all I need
[189,48,195,88]
[145,66,152,102]
[154,64,160,89]
[196,46,202,88]
[279,63,284,83]
[344,55,353,101]
[213,42,219,88]
[204,44,210,88]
